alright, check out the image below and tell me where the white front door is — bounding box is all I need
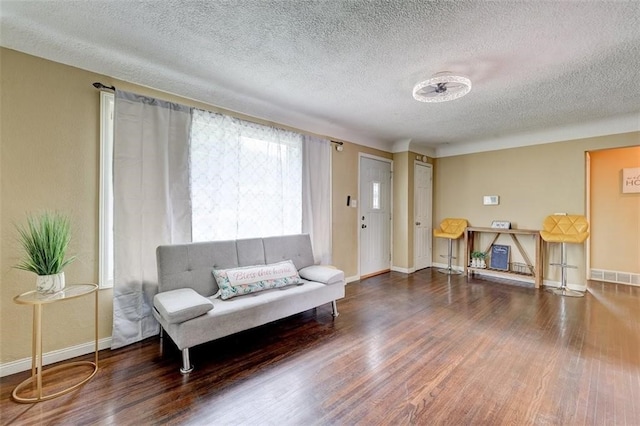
[414,162,433,270]
[360,156,392,277]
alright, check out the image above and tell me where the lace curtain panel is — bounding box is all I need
[190,109,303,241]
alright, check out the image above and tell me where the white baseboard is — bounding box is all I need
[345,275,360,284]
[391,266,416,274]
[0,337,112,378]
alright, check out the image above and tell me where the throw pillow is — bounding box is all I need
[154,288,214,324]
[298,265,344,285]
[212,260,301,300]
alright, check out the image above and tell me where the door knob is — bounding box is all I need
[361,224,367,229]
[416,222,421,226]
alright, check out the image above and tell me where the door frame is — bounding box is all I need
[585,151,591,279]
[358,153,393,279]
[413,161,433,271]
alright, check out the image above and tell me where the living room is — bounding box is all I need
[1,1,639,424]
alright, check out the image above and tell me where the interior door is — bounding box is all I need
[414,162,433,270]
[360,156,391,277]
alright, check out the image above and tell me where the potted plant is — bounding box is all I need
[471,251,486,268]
[15,211,76,293]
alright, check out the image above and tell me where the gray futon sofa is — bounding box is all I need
[153,234,345,373]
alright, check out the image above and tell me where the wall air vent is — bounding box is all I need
[591,269,640,287]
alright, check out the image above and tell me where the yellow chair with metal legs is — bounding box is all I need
[433,218,468,274]
[540,214,589,297]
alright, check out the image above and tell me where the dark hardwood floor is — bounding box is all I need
[2,269,640,425]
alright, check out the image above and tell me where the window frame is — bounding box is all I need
[99,91,114,289]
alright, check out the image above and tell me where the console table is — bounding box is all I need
[464,227,543,288]
[12,283,99,403]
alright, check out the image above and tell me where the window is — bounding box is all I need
[190,109,303,241]
[372,182,380,210]
[99,92,114,288]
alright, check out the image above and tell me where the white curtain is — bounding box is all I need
[190,109,303,241]
[111,90,192,349]
[302,136,332,264]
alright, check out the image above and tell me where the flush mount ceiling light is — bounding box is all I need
[412,72,472,103]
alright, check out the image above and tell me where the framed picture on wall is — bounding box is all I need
[622,168,640,193]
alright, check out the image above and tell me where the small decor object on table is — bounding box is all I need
[470,251,487,268]
[490,244,510,270]
[510,262,534,276]
[14,211,76,293]
[491,220,511,229]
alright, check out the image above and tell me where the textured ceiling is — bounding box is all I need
[1,1,639,155]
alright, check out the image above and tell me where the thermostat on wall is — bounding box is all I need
[483,195,500,206]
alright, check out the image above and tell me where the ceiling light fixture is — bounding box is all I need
[412,72,471,103]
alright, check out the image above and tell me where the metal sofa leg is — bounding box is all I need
[180,348,194,374]
[331,300,339,317]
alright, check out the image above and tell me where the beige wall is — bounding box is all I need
[392,152,410,269]
[392,152,433,270]
[590,146,640,273]
[1,48,112,363]
[434,132,640,284]
[331,142,392,278]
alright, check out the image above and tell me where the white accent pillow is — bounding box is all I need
[154,288,214,324]
[298,265,345,285]
[213,260,301,300]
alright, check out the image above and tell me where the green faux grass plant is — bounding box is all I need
[15,212,76,276]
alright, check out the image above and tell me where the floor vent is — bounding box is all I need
[590,269,640,287]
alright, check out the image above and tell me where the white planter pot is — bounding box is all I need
[37,272,65,294]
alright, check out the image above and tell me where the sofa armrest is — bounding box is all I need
[154,288,214,324]
[298,265,344,285]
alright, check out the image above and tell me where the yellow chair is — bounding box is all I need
[540,214,589,297]
[433,218,468,274]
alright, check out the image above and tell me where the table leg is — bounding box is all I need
[31,307,36,378]
[535,240,541,285]
[35,304,43,399]
[94,290,99,366]
[464,229,470,278]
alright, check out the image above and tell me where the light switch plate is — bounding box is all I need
[483,195,499,206]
